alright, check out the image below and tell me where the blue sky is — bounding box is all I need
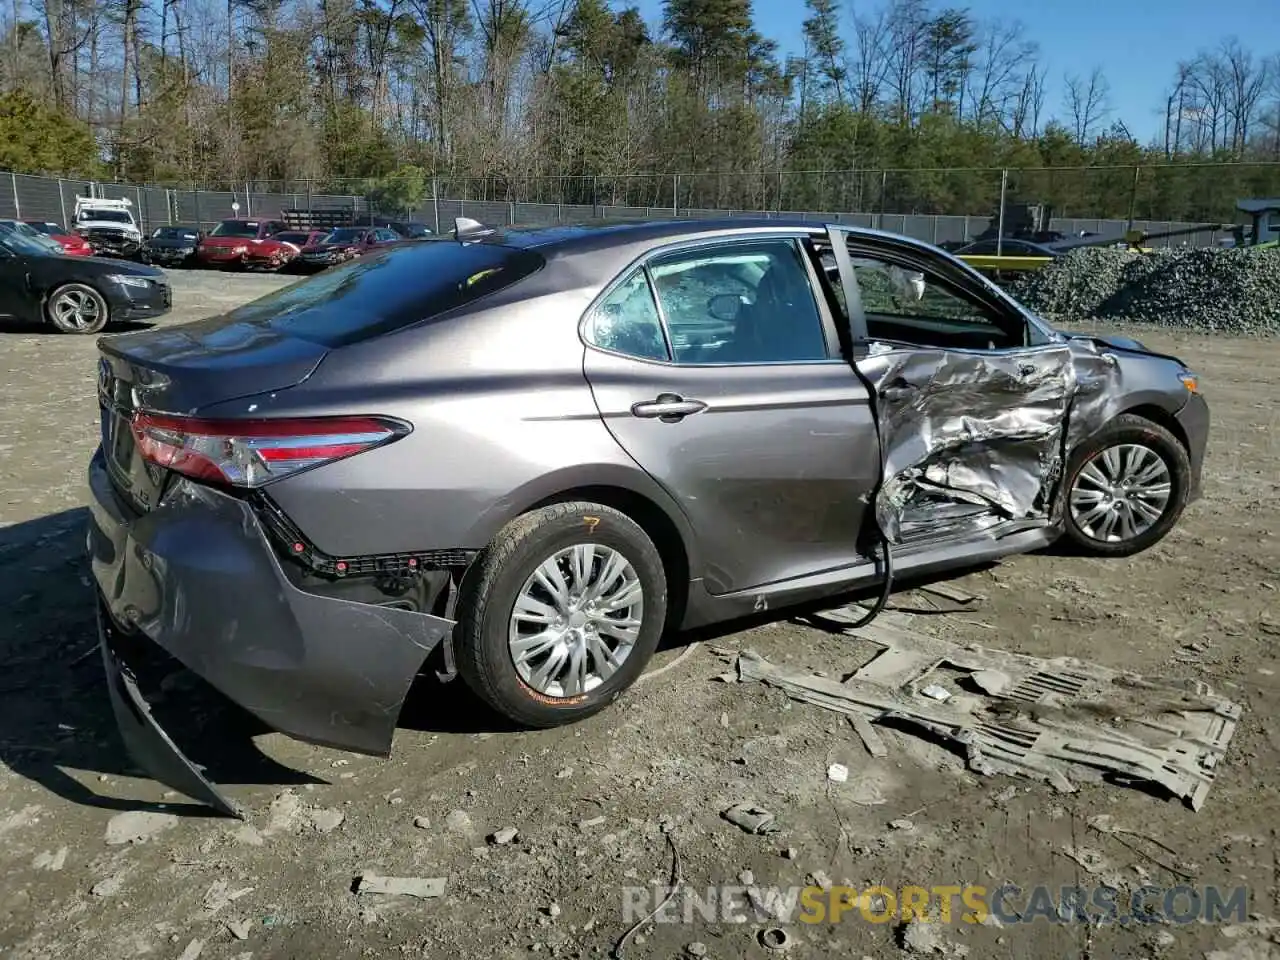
[631,0,1280,143]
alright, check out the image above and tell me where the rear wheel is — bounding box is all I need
[46,283,109,334]
[1061,414,1190,557]
[454,502,668,727]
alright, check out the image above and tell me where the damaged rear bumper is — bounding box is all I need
[87,452,454,812]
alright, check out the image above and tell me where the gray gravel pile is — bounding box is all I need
[1009,246,1280,334]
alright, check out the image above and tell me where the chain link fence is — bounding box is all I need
[5,163,1276,247]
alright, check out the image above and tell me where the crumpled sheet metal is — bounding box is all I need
[859,344,1074,541]
[859,339,1123,542]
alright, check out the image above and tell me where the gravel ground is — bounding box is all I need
[1,271,1279,960]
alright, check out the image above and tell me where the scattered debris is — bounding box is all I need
[917,582,981,605]
[413,816,431,830]
[555,768,574,779]
[685,942,707,958]
[544,903,562,919]
[444,810,472,834]
[919,684,952,702]
[202,880,255,915]
[226,919,253,941]
[900,918,942,954]
[104,810,178,846]
[991,785,1018,805]
[177,939,204,960]
[231,824,265,847]
[489,826,519,845]
[31,847,67,871]
[782,847,798,860]
[1059,845,1111,875]
[806,871,833,891]
[720,802,777,835]
[309,808,345,834]
[355,874,447,899]
[848,715,888,758]
[721,610,1242,810]
[758,927,792,951]
[578,816,607,830]
[888,819,915,831]
[827,763,849,783]
[611,833,681,960]
[738,869,755,885]
[90,873,126,898]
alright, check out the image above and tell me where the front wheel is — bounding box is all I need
[1061,414,1191,557]
[46,283,109,334]
[454,502,668,727]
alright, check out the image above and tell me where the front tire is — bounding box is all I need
[1061,414,1191,557]
[46,283,109,334]
[455,502,668,728]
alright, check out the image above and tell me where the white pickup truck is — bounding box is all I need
[73,195,143,257]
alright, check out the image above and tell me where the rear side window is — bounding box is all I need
[225,242,544,347]
[586,269,670,361]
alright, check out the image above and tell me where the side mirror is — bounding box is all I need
[707,293,743,322]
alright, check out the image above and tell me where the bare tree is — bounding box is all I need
[849,2,888,114]
[1221,37,1269,153]
[1064,66,1110,144]
[966,18,1036,129]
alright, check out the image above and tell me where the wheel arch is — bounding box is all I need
[1114,403,1191,453]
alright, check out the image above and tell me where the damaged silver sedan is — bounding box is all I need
[87,218,1209,814]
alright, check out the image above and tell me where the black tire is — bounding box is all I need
[1060,413,1191,557]
[45,282,109,334]
[454,502,668,728]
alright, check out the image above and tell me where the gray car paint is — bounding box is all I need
[87,217,1209,813]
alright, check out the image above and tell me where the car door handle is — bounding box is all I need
[630,394,707,422]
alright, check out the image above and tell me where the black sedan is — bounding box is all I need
[0,229,172,334]
[141,225,202,267]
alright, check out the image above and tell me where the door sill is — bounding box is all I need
[680,519,1056,629]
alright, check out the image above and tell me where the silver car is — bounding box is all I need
[87,219,1208,814]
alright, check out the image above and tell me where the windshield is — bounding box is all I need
[0,228,54,256]
[324,228,364,243]
[210,220,261,238]
[275,232,310,244]
[81,209,133,224]
[27,222,61,235]
[221,242,544,347]
[154,226,198,240]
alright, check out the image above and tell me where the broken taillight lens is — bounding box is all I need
[131,413,407,488]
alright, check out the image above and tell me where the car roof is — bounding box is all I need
[467,217,918,255]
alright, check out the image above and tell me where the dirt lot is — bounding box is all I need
[0,272,1278,960]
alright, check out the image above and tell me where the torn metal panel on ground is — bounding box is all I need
[720,608,1240,810]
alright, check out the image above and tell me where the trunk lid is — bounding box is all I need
[96,316,328,511]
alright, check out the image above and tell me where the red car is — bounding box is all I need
[23,220,93,257]
[296,226,402,271]
[196,218,291,270]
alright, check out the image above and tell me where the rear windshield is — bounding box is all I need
[324,228,365,243]
[220,242,545,347]
[211,220,260,237]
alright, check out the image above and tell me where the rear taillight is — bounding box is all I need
[131,413,407,488]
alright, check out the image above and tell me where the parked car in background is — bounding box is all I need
[366,218,431,238]
[141,225,202,267]
[241,228,318,271]
[296,226,401,271]
[0,219,67,255]
[23,220,94,257]
[196,218,291,269]
[0,225,170,333]
[86,218,1208,815]
[72,196,144,258]
[269,231,329,272]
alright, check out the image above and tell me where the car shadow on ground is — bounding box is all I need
[1,506,1012,813]
[0,509,320,819]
